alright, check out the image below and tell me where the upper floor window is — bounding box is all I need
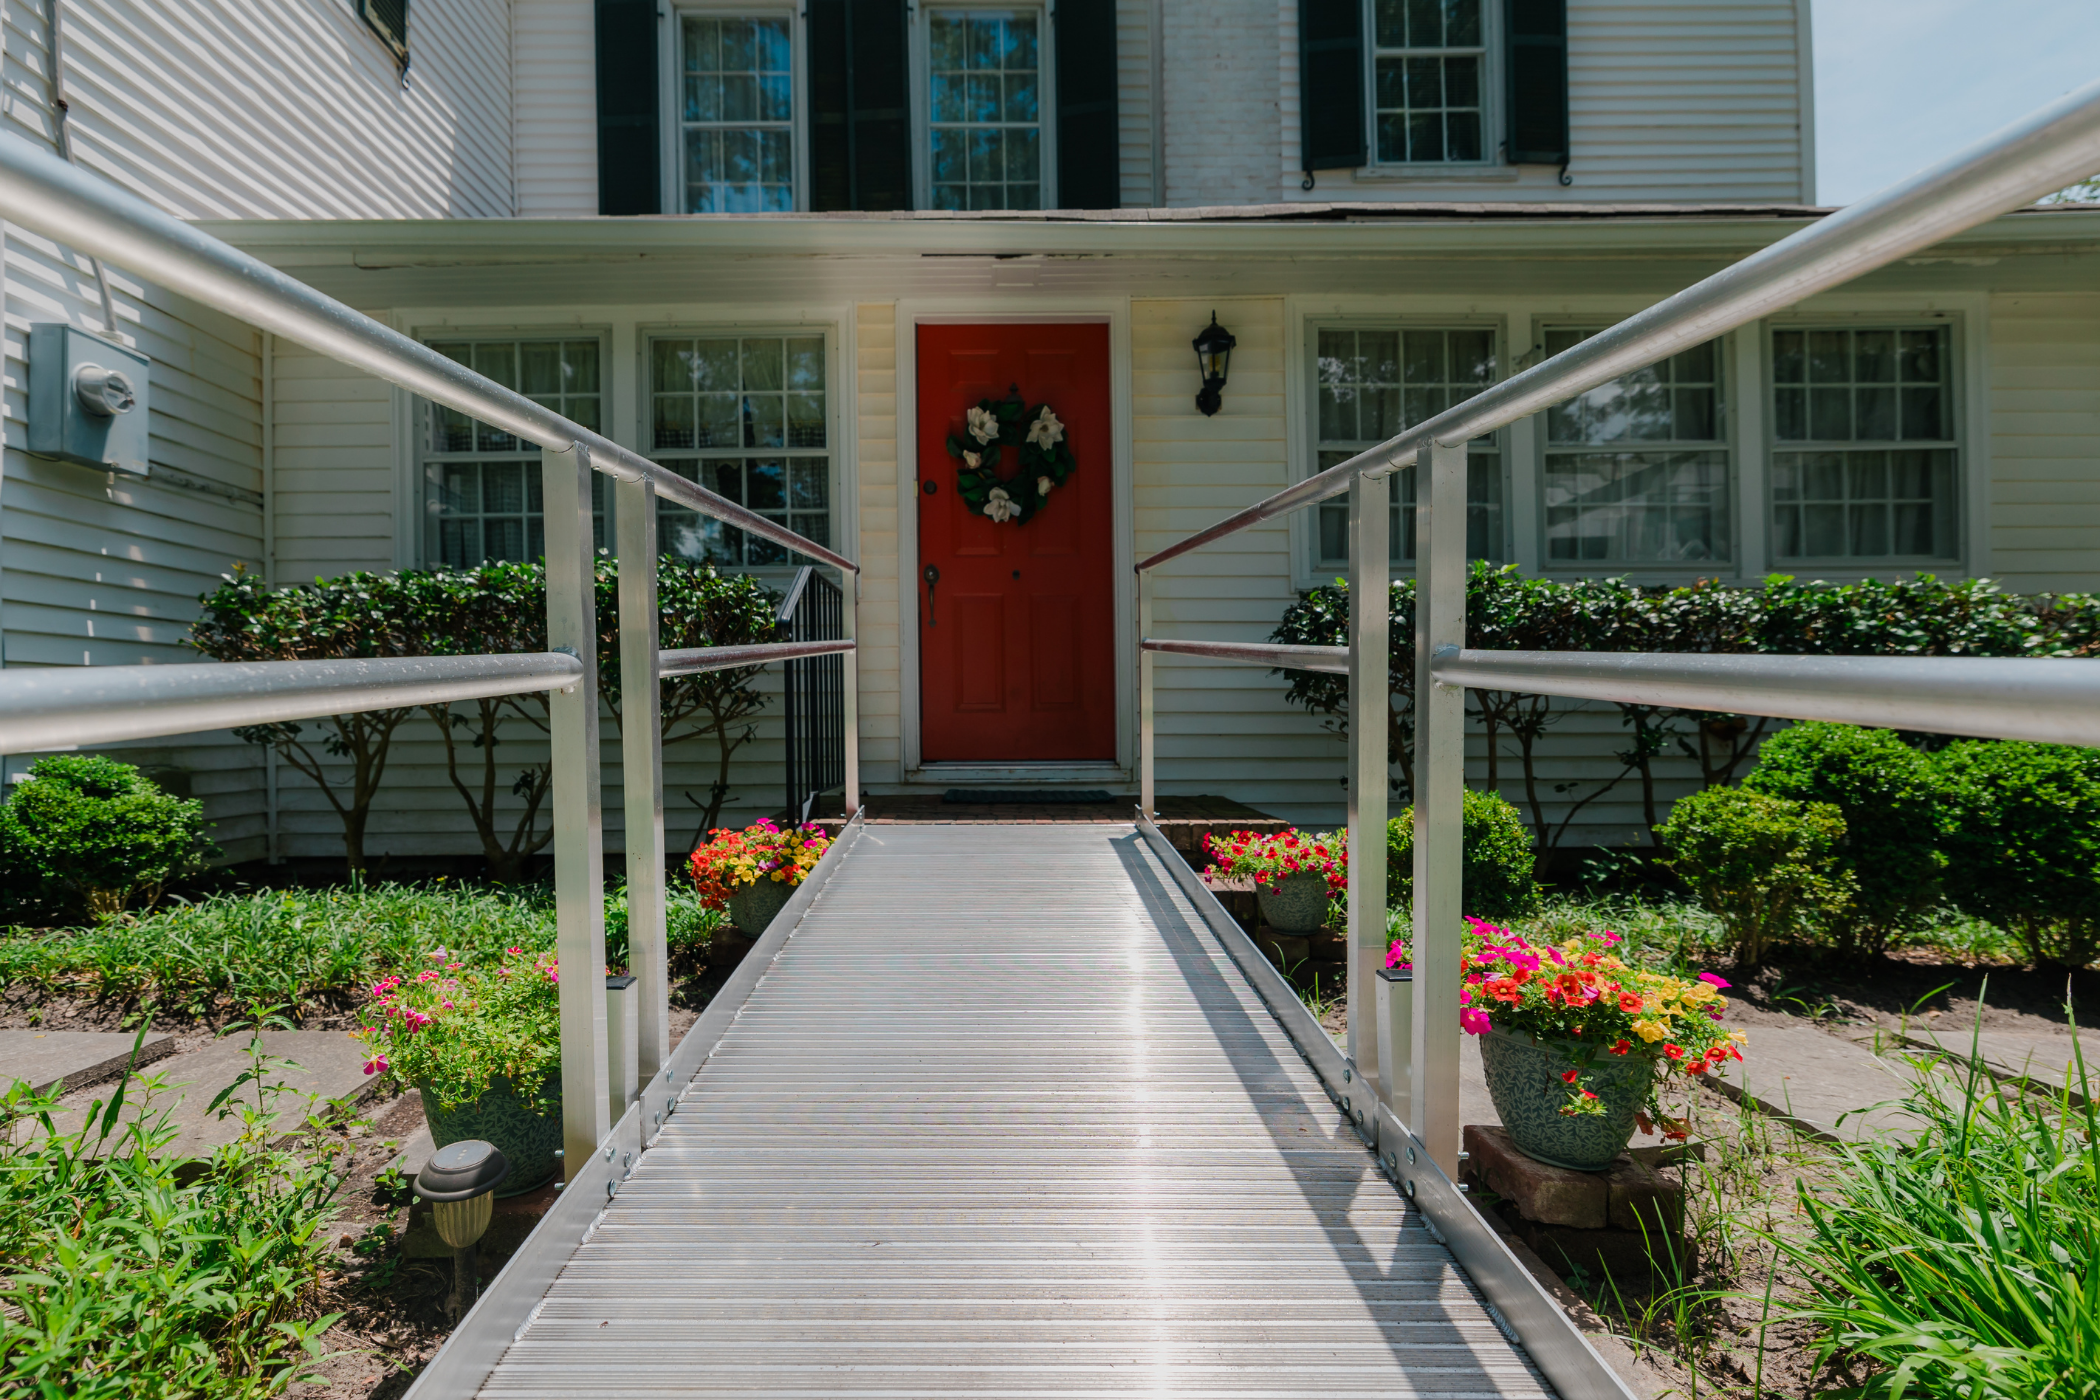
[1770,326,1958,561]
[1372,0,1485,164]
[679,14,796,212]
[650,332,833,566]
[357,0,408,67]
[422,338,607,567]
[924,8,1046,210]
[1541,328,1728,566]
[1310,325,1503,567]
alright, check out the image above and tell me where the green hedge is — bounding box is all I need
[1386,788,1538,920]
[191,560,781,874]
[1273,567,2100,851]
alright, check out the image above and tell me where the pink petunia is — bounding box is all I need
[1697,972,1731,989]
[1459,1007,1493,1035]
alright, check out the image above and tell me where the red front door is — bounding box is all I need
[916,322,1116,763]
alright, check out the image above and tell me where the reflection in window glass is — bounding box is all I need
[1542,327,1728,565]
[1771,326,1957,560]
[423,339,605,567]
[650,334,830,566]
[1312,327,1501,564]
[682,16,794,212]
[1371,0,1485,164]
[928,9,1042,210]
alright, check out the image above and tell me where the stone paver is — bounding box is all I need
[1884,1023,2100,1101]
[43,1030,378,1158]
[0,1028,173,1094]
[1708,1020,1947,1141]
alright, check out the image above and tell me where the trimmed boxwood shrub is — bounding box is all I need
[1743,722,1943,955]
[1660,786,1850,967]
[0,756,214,919]
[1387,788,1538,921]
[1932,740,2100,969]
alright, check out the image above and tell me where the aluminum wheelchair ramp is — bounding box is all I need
[482,824,1552,1397]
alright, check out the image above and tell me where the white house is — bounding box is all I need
[3,0,2095,865]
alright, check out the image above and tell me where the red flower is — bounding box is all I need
[1618,993,1644,1012]
[1560,1069,1580,1083]
[1663,1044,1685,1060]
[1608,1038,1632,1055]
[1686,1059,1710,1075]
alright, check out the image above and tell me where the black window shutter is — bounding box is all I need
[595,0,660,214]
[1298,0,1366,174]
[1055,0,1119,208]
[1505,0,1568,166]
[809,0,913,212]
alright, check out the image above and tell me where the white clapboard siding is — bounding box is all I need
[1987,293,2100,593]
[41,0,512,219]
[1161,0,1283,208]
[853,303,904,780]
[269,338,398,582]
[1273,0,1810,205]
[513,0,598,217]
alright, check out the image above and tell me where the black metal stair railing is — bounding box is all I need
[777,566,846,824]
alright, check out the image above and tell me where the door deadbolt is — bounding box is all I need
[922,564,940,625]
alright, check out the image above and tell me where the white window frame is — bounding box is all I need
[1362,0,1500,173]
[1761,312,1969,571]
[909,0,1059,211]
[1533,320,1737,573]
[637,322,843,579]
[416,328,613,569]
[1297,313,1511,578]
[659,3,811,214]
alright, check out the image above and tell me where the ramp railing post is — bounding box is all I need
[1138,567,1155,818]
[1346,473,1390,1105]
[843,569,860,811]
[544,444,611,1176]
[616,474,670,1092]
[1409,439,1467,1174]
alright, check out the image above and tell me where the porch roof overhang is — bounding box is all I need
[191,201,2100,309]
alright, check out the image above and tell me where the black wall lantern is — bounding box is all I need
[1192,312,1236,417]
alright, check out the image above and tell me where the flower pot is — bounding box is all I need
[1256,870,1330,934]
[1476,1029,1653,1172]
[727,875,795,936]
[419,1075,563,1197]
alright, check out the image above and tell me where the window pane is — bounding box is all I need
[929,8,1042,210]
[1772,443,1957,561]
[1546,327,1724,445]
[683,13,793,212]
[1541,451,1730,564]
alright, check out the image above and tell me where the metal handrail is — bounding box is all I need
[0,133,857,576]
[1135,74,2100,575]
[1141,639,1349,674]
[0,652,584,753]
[1430,649,2100,747]
[658,638,856,679]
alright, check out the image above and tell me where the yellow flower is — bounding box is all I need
[1632,1019,1668,1043]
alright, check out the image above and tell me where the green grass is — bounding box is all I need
[0,1021,350,1397]
[1778,1030,2100,1399]
[0,878,722,1018]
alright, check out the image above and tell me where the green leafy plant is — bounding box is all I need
[1659,786,1852,966]
[1743,721,1945,955]
[0,756,215,919]
[1777,1011,2100,1400]
[1933,739,2100,969]
[0,880,555,1015]
[603,877,723,971]
[0,1027,349,1396]
[1385,787,1539,920]
[192,559,783,875]
[353,944,562,1113]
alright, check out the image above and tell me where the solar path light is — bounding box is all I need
[415,1139,510,1321]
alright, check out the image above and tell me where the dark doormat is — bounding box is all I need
[941,789,1115,804]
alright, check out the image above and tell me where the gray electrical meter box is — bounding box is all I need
[29,324,149,477]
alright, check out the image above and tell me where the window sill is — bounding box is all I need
[1347,165,1522,185]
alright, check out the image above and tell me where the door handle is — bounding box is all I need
[922,564,940,626]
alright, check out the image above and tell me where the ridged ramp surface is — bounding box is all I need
[483,824,1552,1398]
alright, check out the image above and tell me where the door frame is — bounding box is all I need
[895,299,1135,785]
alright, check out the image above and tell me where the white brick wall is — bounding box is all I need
[1162,0,1281,206]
